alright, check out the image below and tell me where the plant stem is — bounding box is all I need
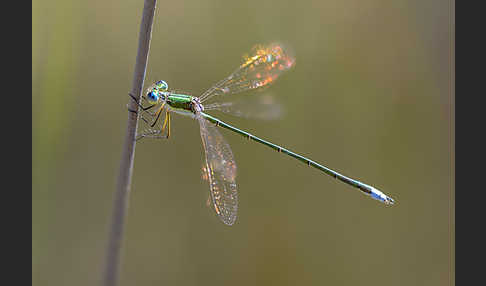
[102,1,157,286]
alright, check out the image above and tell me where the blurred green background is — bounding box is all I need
[32,0,454,285]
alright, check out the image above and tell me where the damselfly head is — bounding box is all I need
[145,80,169,104]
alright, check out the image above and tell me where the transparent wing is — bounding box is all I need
[204,94,283,120]
[198,114,238,225]
[199,43,295,103]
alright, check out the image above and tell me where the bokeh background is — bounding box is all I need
[32,0,454,285]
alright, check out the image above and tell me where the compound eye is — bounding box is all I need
[155,80,169,91]
[147,91,159,104]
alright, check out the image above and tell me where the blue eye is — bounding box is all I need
[155,80,168,91]
[147,91,159,104]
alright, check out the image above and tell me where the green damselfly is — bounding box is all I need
[131,43,394,225]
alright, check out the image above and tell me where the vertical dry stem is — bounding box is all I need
[102,1,157,286]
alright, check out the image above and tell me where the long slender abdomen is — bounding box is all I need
[200,112,395,205]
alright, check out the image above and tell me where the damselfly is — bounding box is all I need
[130,43,394,226]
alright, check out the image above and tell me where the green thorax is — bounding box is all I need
[166,93,194,111]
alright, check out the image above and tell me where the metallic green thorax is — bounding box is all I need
[166,93,194,111]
